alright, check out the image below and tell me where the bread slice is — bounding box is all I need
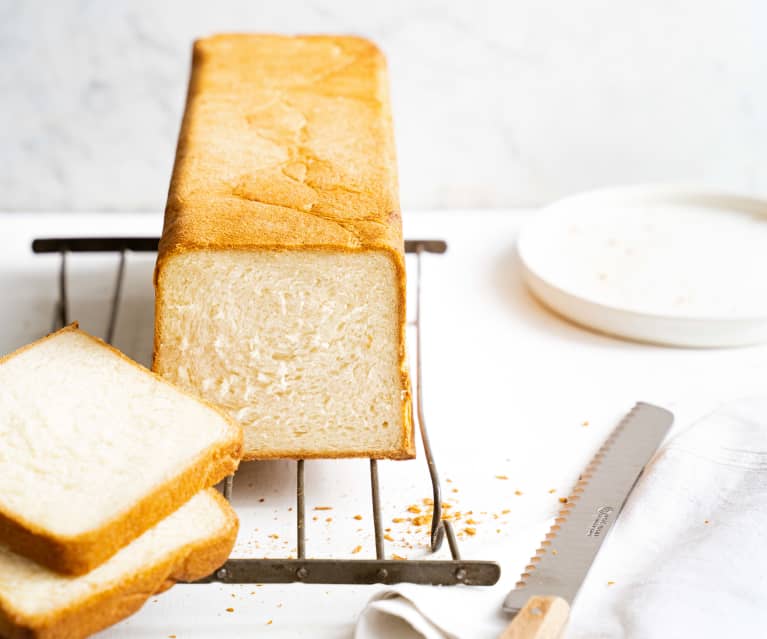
[0,325,242,575]
[0,489,237,639]
[154,34,413,461]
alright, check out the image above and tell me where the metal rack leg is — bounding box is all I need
[444,521,461,560]
[54,250,69,330]
[414,245,446,552]
[297,460,306,559]
[370,460,385,559]
[105,249,126,344]
[223,475,234,501]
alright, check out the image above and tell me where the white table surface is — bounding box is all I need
[2,210,767,638]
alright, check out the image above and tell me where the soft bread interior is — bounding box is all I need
[156,249,404,457]
[0,329,236,536]
[0,490,230,618]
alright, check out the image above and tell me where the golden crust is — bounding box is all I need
[154,34,413,460]
[0,489,238,639]
[0,325,243,575]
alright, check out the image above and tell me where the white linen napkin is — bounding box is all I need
[355,398,767,638]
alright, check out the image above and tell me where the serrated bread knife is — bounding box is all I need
[499,402,674,638]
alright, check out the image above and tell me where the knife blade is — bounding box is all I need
[499,402,674,638]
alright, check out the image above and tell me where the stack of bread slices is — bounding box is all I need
[0,325,243,639]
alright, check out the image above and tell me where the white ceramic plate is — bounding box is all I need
[518,185,767,347]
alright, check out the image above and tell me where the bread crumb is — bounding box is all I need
[582,421,589,427]
[442,502,453,509]
[559,497,568,504]
[607,581,615,586]
[392,554,407,560]
[465,518,478,525]
[446,478,453,483]
[464,527,477,536]
[407,505,422,514]
[704,519,710,524]
[514,490,523,496]
[385,527,392,532]
[352,545,362,554]
[496,529,501,534]
[268,534,279,539]
[392,517,406,523]
[422,497,434,506]
[314,506,333,511]
[354,514,363,520]
[552,549,558,555]
[325,517,333,522]
[226,608,234,613]
[548,489,556,494]
[168,636,176,638]
[495,475,509,480]
[412,515,430,526]
[267,619,273,625]
[312,516,318,521]
[452,488,459,493]
[502,509,511,514]
[384,534,395,541]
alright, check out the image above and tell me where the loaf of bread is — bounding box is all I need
[0,489,237,639]
[0,325,242,575]
[154,34,413,460]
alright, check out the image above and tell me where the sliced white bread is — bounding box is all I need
[0,325,242,575]
[0,489,237,639]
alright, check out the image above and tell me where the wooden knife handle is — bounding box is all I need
[498,596,570,639]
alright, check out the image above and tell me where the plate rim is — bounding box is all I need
[518,183,767,326]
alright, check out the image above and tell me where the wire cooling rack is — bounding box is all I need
[32,236,501,587]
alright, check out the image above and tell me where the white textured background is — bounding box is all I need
[1,0,766,211]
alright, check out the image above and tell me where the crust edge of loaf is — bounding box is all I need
[0,489,238,639]
[153,245,414,461]
[0,325,243,576]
